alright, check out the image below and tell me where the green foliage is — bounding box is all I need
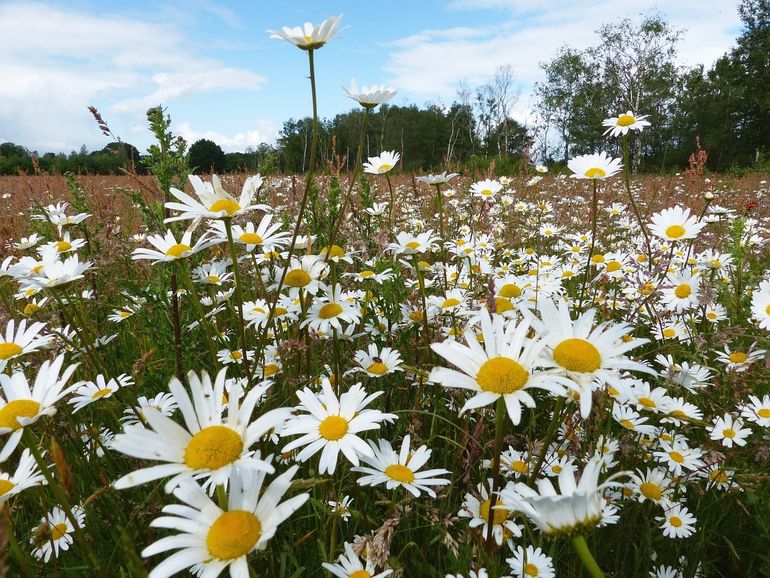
[188,138,226,174]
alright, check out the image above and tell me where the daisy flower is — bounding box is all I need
[740,394,770,426]
[209,214,290,252]
[568,152,622,179]
[0,319,50,370]
[45,231,86,255]
[653,439,704,476]
[459,479,522,545]
[602,111,651,137]
[715,344,765,372]
[532,299,653,418]
[0,355,78,462]
[302,284,361,335]
[657,503,696,539]
[387,230,440,255]
[660,271,701,313]
[363,150,400,174]
[327,495,354,521]
[30,505,86,562]
[0,448,46,502]
[649,206,706,242]
[25,254,93,289]
[193,260,233,286]
[750,279,770,329]
[142,464,309,577]
[499,455,625,537]
[322,542,393,578]
[280,380,396,475]
[470,179,503,200]
[628,468,674,506]
[68,373,134,413]
[111,369,289,493]
[613,405,657,436]
[270,254,327,297]
[165,174,266,222]
[708,413,751,448]
[122,392,178,427]
[507,545,555,578]
[416,172,458,185]
[429,313,570,425]
[353,344,403,377]
[13,233,42,250]
[352,435,450,498]
[131,228,214,264]
[268,15,342,50]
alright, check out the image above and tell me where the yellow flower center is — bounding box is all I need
[274,307,288,316]
[511,460,528,474]
[766,305,770,315]
[584,167,606,179]
[91,388,113,400]
[323,245,346,258]
[525,563,540,577]
[706,312,717,319]
[184,425,243,470]
[367,362,388,375]
[318,415,348,441]
[495,297,514,313]
[165,243,191,258]
[209,199,241,216]
[562,270,575,278]
[674,284,691,298]
[263,363,279,376]
[499,284,522,298]
[710,469,728,483]
[0,342,23,360]
[619,419,635,429]
[638,397,656,408]
[662,328,677,338]
[207,275,221,284]
[617,114,636,126]
[722,428,736,438]
[552,338,601,373]
[0,399,40,431]
[23,303,40,315]
[378,164,392,172]
[757,408,770,418]
[405,241,421,250]
[319,303,343,319]
[669,516,683,528]
[385,464,415,483]
[669,451,685,464]
[360,270,375,278]
[479,499,509,525]
[349,571,372,578]
[56,240,72,252]
[230,350,243,360]
[729,352,748,364]
[408,310,424,322]
[591,254,605,264]
[481,189,493,196]
[476,357,529,394]
[0,479,15,496]
[206,510,261,560]
[441,298,461,309]
[665,225,686,239]
[51,523,69,540]
[640,482,662,501]
[606,261,622,273]
[285,269,311,288]
[239,232,263,245]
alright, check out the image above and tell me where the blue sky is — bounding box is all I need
[0,0,743,153]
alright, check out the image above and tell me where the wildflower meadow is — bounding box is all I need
[2,11,770,578]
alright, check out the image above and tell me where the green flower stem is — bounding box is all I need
[622,134,652,267]
[49,289,108,377]
[22,429,109,578]
[527,397,565,486]
[386,172,396,235]
[578,179,599,311]
[255,47,320,371]
[4,507,37,578]
[224,219,252,387]
[412,255,431,340]
[485,395,507,553]
[177,261,221,371]
[327,106,370,257]
[571,533,605,578]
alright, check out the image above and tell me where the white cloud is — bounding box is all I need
[176,121,279,153]
[385,1,742,98]
[0,2,265,152]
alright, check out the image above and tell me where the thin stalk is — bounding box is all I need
[169,273,184,379]
[571,534,605,578]
[485,396,506,553]
[622,134,652,267]
[22,429,108,578]
[412,255,431,340]
[527,397,565,486]
[177,261,221,371]
[386,172,396,234]
[578,179,599,311]
[5,506,37,578]
[255,47,320,366]
[327,107,371,256]
[224,219,252,386]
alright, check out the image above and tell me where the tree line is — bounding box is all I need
[1,0,767,176]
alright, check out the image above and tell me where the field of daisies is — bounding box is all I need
[2,14,770,578]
